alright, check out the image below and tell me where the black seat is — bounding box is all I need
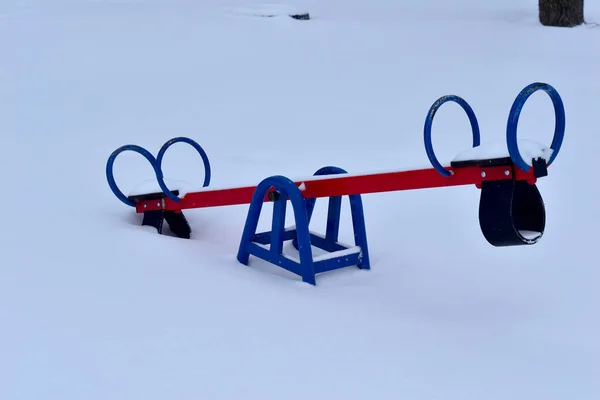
[451,157,548,247]
[478,179,545,246]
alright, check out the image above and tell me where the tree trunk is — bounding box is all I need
[539,0,584,27]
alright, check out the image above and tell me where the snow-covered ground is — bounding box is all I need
[1,1,599,399]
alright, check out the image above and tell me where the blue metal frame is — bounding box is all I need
[237,175,316,284]
[106,137,211,206]
[295,166,370,269]
[106,144,160,207]
[424,95,481,177]
[156,137,212,203]
[237,167,369,285]
[506,82,565,172]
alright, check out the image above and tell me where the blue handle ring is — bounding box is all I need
[507,82,565,172]
[156,137,212,203]
[424,95,481,177]
[106,144,159,207]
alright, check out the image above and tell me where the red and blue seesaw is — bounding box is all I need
[106,82,565,285]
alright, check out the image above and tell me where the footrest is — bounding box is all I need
[138,208,191,239]
[127,189,191,239]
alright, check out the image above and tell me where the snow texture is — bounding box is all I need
[129,178,193,197]
[227,3,309,18]
[518,230,542,240]
[453,139,553,164]
[1,1,599,400]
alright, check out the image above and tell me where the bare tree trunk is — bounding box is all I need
[539,0,584,27]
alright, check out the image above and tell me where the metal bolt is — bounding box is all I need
[504,170,510,176]
[143,203,147,208]
[156,202,161,207]
[268,191,281,201]
[481,171,486,178]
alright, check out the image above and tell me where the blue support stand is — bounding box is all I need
[237,166,370,285]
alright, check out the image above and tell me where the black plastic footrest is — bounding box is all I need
[141,209,191,239]
[164,211,191,239]
[128,190,191,238]
[479,179,546,246]
[142,210,166,234]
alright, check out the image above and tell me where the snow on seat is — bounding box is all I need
[457,140,550,247]
[451,139,553,168]
[127,178,194,203]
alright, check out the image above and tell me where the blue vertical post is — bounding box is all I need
[291,193,316,285]
[270,192,286,255]
[349,194,370,270]
[325,196,342,248]
[237,186,267,266]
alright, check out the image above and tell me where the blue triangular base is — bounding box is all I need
[237,166,370,285]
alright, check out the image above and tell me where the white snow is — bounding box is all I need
[1,1,599,400]
[227,3,309,18]
[128,178,193,198]
[453,139,554,165]
[312,246,361,262]
[254,241,361,263]
[518,230,542,240]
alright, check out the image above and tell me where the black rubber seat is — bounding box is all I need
[451,157,548,246]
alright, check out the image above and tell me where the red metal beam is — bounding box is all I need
[134,163,537,213]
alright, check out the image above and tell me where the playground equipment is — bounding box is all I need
[106,82,565,285]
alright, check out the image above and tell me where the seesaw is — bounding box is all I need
[106,82,565,285]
